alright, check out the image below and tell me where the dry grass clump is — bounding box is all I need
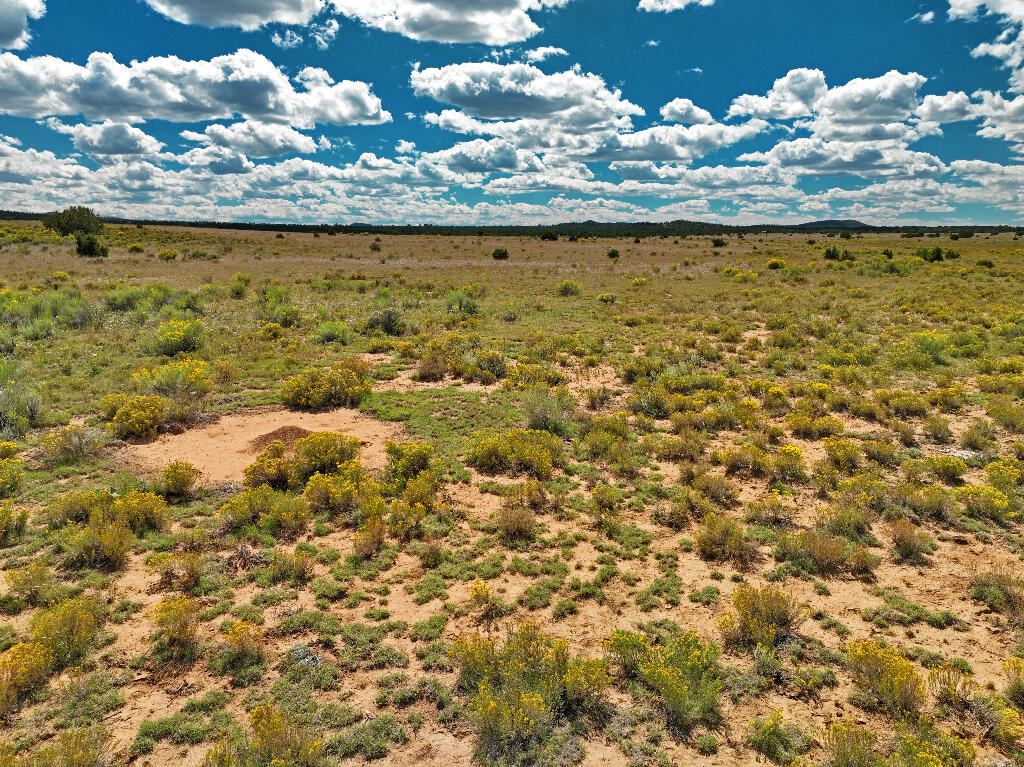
[718,584,806,649]
[694,514,759,569]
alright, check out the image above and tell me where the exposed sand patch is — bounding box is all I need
[119,406,403,485]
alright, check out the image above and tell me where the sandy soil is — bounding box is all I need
[118,406,404,485]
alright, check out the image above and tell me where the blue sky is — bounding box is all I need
[1,0,1024,224]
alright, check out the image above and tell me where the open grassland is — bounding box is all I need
[1,221,1024,767]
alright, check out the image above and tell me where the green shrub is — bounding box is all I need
[451,622,609,757]
[747,711,810,764]
[364,308,404,336]
[521,385,576,437]
[75,233,108,258]
[0,365,43,438]
[694,514,759,570]
[43,206,104,235]
[556,280,581,296]
[311,321,351,345]
[970,570,1024,625]
[39,425,103,466]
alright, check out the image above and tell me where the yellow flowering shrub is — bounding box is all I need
[0,642,52,716]
[250,705,323,766]
[100,394,168,440]
[302,461,367,523]
[281,358,372,410]
[290,432,361,485]
[38,425,102,466]
[160,460,200,498]
[928,665,976,709]
[132,358,212,398]
[112,490,167,532]
[603,628,721,732]
[0,502,27,545]
[986,460,1022,492]
[150,318,204,356]
[55,518,134,570]
[151,596,199,658]
[387,499,426,541]
[5,562,53,605]
[352,505,387,559]
[451,622,608,755]
[772,443,807,482]
[846,640,926,715]
[467,428,563,479]
[892,720,975,767]
[220,486,310,539]
[1005,657,1024,707]
[243,441,292,490]
[29,596,100,668]
[958,485,1013,522]
[0,458,24,499]
[384,441,434,489]
[822,720,877,767]
[25,725,109,767]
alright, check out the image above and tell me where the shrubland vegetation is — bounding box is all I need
[0,217,1021,765]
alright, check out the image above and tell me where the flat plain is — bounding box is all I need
[0,221,1023,767]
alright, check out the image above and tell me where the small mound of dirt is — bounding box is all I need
[249,426,313,452]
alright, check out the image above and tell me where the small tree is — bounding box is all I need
[42,206,104,236]
[492,247,510,260]
[606,248,620,260]
[75,233,108,258]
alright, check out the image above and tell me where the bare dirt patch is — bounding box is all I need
[119,406,403,485]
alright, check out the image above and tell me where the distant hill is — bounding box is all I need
[1,210,1018,238]
[792,219,868,230]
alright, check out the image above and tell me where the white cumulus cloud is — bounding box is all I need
[0,49,391,129]
[329,0,571,45]
[48,119,165,159]
[180,120,325,157]
[0,0,44,50]
[525,46,568,62]
[660,97,713,124]
[638,0,715,11]
[143,0,325,30]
